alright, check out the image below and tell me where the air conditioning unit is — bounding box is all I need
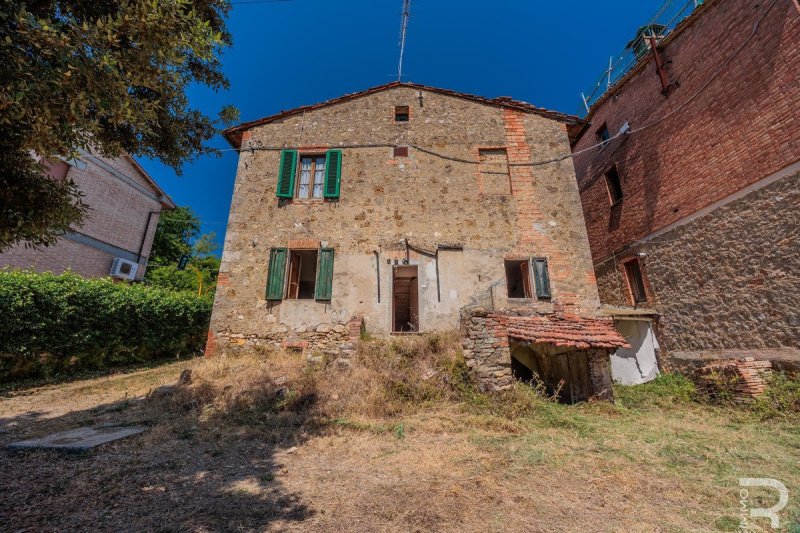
[110,258,139,280]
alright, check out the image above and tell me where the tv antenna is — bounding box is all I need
[397,0,411,81]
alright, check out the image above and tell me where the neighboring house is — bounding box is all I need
[0,152,175,280]
[571,0,799,381]
[208,82,628,402]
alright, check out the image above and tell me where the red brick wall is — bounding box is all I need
[572,0,800,263]
[0,155,164,279]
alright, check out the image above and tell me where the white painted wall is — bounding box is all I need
[610,319,660,385]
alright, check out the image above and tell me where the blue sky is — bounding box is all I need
[140,0,662,252]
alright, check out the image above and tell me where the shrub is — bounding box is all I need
[0,270,212,381]
[751,373,800,421]
[614,372,698,409]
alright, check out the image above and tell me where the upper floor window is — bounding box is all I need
[624,258,648,305]
[596,123,611,149]
[297,155,326,199]
[395,105,410,123]
[605,165,623,205]
[276,149,341,200]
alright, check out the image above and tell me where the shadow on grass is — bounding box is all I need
[0,379,318,531]
[0,355,201,397]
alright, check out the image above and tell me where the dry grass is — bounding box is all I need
[1,334,799,532]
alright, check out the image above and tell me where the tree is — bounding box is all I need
[0,0,239,250]
[149,206,202,266]
[146,206,220,296]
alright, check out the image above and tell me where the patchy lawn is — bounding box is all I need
[0,337,798,532]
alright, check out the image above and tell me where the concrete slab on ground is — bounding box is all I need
[6,426,146,452]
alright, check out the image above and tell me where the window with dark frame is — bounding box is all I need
[605,165,624,204]
[394,105,410,122]
[505,260,532,298]
[624,259,648,305]
[296,155,326,199]
[596,123,611,149]
[286,249,318,300]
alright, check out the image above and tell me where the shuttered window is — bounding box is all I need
[315,248,334,301]
[276,150,297,198]
[532,258,551,300]
[323,150,342,199]
[266,248,288,300]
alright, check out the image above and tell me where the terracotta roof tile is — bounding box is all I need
[503,314,629,350]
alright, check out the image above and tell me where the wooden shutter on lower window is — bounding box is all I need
[520,260,532,298]
[266,248,288,300]
[276,150,297,198]
[323,150,342,199]
[533,258,551,299]
[315,248,334,301]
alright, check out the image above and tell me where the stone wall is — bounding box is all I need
[596,172,800,353]
[209,85,601,352]
[209,315,363,358]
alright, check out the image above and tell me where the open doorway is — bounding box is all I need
[392,265,419,332]
[511,344,591,404]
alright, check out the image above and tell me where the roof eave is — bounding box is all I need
[222,81,588,149]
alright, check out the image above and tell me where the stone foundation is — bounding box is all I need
[208,315,363,358]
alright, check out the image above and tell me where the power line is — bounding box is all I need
[397,0,411,81]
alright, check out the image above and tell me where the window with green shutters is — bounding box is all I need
[276,150,297,198]
[324,150,342,199]
[315,248,334,301]
[532,258,551,300]
[266,248,288,300]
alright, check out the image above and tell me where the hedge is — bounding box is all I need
[0,270,213,381]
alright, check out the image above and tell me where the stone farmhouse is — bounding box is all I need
[0,152,174,281]
[208,82,628,402]
[571,0,799,379]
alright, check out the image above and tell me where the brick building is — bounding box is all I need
[571,0,799,375]
[0,152,174,280]
[209,82,627,401]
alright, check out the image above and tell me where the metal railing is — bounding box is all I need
[578,0,705,115]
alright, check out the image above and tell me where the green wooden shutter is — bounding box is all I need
[276,150,297,198]
[315,248,334,300]
[533,258,551,299]
[323,150,342,199]
[266,248,288,300]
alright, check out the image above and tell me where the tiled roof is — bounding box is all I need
[223,81,586,148]
[504,314,629,349]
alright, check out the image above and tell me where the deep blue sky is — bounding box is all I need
[140,0,662,252]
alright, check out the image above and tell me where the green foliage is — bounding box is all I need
[146,206,220,295]
[751,373,800,421]
[614,372,698,410]
[149,206,203,266]
[0,270,212,381]
[0,0,235,249]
